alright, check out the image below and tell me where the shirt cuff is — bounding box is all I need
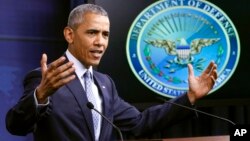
[34,89,49,108]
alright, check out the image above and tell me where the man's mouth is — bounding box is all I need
[90,50,103,58]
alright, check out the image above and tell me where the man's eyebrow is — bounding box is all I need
[103,30,110,33]
[86,29,99,32]
[86,29,109,33]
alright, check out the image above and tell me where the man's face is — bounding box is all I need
[66,12,110,68]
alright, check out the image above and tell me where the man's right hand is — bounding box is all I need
[36,54,76,104]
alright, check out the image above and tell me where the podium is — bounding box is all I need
[126,135,229,141]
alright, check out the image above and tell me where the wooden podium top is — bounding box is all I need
[163,135,229,141]
[126,135,229,141]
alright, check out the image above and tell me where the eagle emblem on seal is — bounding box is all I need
[145,38,220,64]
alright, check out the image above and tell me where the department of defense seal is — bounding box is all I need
[126,0,240,98]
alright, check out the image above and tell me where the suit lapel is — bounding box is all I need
[65,76,95,140]
[93,73,113,139]
[65,69,113,140]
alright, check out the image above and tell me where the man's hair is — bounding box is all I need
[67,4,108,29]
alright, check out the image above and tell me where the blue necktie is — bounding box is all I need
[84,70,100,140]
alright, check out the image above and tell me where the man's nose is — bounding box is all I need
[94,34,106,46]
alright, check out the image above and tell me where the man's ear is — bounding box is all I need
[64,27,74,43]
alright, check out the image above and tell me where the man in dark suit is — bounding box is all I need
[6,4,217,141]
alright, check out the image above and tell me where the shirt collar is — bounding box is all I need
[65,50,93,79]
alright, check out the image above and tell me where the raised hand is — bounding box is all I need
[187,61,218,104]
[36,54,76,104]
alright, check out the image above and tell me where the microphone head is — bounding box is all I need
[87,102,94,109]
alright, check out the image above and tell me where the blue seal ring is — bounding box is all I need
[126,0,240,98]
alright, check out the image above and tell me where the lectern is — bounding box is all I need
[126,135,229,141]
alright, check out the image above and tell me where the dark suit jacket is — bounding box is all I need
[6,68,195,141]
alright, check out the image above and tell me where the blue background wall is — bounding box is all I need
[0,0,73,140]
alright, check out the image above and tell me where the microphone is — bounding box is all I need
[163,99,236,125]
[86,102,124,141]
